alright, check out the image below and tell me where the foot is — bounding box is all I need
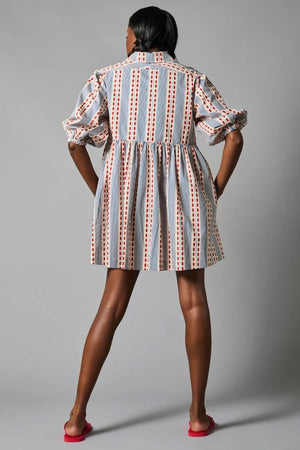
[189,406,212,432]
[64,407,87,437]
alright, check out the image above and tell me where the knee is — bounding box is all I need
[98,301,127,327]
[180,297,209,320]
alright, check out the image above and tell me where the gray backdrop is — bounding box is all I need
[1,0,300,448]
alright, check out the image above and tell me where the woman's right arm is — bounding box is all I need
[68,142,99,196]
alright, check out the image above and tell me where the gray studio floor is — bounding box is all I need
[3,389,300,449]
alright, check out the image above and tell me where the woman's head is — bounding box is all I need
[127,6,178,58]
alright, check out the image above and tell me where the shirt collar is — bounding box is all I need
[128,50,175,63]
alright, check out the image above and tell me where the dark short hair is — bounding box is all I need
[128,6,178,59]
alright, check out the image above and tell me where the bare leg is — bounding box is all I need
[65,267,140,436]
[175,268,213,432]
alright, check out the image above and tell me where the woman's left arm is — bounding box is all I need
[214,129,244,199]
[68,142,99,196]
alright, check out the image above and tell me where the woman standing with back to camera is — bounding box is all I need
[62,6,247,442]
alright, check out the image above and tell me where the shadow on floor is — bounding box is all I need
[90,390,300,435]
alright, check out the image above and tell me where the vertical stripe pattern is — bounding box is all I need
[62,51,248,271]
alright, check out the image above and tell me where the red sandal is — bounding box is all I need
[188,414,215,437]
[64,419,93,442]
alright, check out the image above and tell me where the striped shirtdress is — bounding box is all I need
[62,50,247,271]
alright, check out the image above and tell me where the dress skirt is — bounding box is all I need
[91,139,225,271]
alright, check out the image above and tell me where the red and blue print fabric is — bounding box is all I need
[62,50,247,271]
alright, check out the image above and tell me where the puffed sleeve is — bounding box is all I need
[193,73,248,146]
[62,70,110,147]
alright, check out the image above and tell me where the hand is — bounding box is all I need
[214,178,223,200]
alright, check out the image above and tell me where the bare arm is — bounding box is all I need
[214,129,244,199]
[68,142,99,196]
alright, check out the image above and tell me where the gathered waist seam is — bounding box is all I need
[112,138,196,146]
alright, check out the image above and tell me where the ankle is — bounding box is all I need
[70,405,87,418]
[190,404,207,418]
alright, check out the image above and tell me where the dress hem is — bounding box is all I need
[90,256,225,271]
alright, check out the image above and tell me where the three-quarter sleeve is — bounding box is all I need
[193,73,248,146]
[62,70,110,147]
